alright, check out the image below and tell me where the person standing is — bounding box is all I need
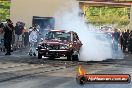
[122,30,129,52]
[29,26,38,56]
[0,23,4,51]
[112,29,120,58]
[35,24,42,43]
[22,27,29,48]
[14,21,24,49]
[120,31,127,52]
[3,19,14,55]
[128,31,132,53]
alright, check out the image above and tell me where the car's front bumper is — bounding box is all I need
[37,48,69,57]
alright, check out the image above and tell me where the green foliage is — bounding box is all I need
[84,6,130,26]
[0,0,10,22]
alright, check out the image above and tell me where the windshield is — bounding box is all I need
[45,31,71,41]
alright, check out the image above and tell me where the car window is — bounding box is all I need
[73,33,79,41]
[46,31,71,41]
[75,33,79,40]
[73,34,77,41]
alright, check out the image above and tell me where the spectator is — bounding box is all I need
[14,22,24,48]
[3,19,14,55]
[123,30,129,52]
[112,29,120,58]
[22,27,29,48]
[29,26,39,56]
[34,24,42,43]
[113,29,120,42]
[128,31,132,53]
[120,31,128,52]
[0,23,5,51]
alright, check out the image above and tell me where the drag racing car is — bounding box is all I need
[37,30,82,61]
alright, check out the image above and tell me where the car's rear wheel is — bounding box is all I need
[72,55,78,61]
[38,53,42,59]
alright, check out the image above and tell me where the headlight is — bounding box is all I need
[69,44,72,48]
[60,45,69,49]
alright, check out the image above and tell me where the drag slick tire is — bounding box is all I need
[72,55,79,61]
[38,53,42,59]
[67,51,79,61]
[72,51,79,61]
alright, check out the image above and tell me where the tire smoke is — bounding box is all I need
[55,0,124,61]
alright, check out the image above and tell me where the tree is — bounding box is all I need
[0,0,10,22]
[84,6,130,27]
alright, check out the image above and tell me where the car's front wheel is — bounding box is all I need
[49,56,55,60]
[67,54,72,61]
[67,51,79,61]
[38,53,42,59]
[72,51,79,61]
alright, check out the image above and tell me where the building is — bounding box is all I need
[10,0,76,29]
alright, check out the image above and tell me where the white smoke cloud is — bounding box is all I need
[54,0,124,61]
